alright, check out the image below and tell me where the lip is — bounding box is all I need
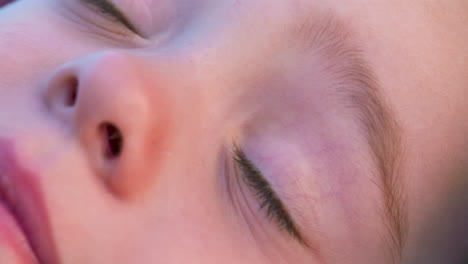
[0,138,60,264]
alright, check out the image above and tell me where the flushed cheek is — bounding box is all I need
[124,197,269,263]
[0,22,62,91]
[0,1,111,91]
[0,29,45,88]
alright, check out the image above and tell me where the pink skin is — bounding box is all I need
[0,139,58,264]
[0,0,467,263]
[0,203,38,264]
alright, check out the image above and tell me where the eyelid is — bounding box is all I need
[232,144,306,245]
[80,0,140,35]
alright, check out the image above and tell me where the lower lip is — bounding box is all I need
[0,201,39,264]
[0,184,38,264]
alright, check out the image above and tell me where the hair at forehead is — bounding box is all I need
[292,11,408,262]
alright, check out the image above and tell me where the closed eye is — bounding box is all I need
[80,0,140,35]
[232,144,306,245]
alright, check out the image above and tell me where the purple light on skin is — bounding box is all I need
[0,0,14,8]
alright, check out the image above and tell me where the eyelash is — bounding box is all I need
[232,145,303,243]
[81,0,138,35]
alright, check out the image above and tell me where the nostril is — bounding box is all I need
[64,78,78,107]
[100,122,124,159]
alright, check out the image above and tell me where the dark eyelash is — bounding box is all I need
[232,145,304,243]
[81,0,139,34]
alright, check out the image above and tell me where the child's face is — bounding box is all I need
[0,0,467,263]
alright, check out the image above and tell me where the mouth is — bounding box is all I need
[0,138,59,264]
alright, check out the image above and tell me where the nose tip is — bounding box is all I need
[43,52,149,133]
[42,51,161,197]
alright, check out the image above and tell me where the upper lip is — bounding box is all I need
[0,138,60,264]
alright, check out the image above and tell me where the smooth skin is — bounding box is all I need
[0,0,467,263]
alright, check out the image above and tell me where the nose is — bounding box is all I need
[42,51,172,198]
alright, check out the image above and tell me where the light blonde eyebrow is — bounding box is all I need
[291,12,408,262]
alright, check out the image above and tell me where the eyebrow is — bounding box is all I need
[291,13,408,261]
[81,0,140,34]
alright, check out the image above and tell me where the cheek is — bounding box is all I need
[0,13,72,88]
